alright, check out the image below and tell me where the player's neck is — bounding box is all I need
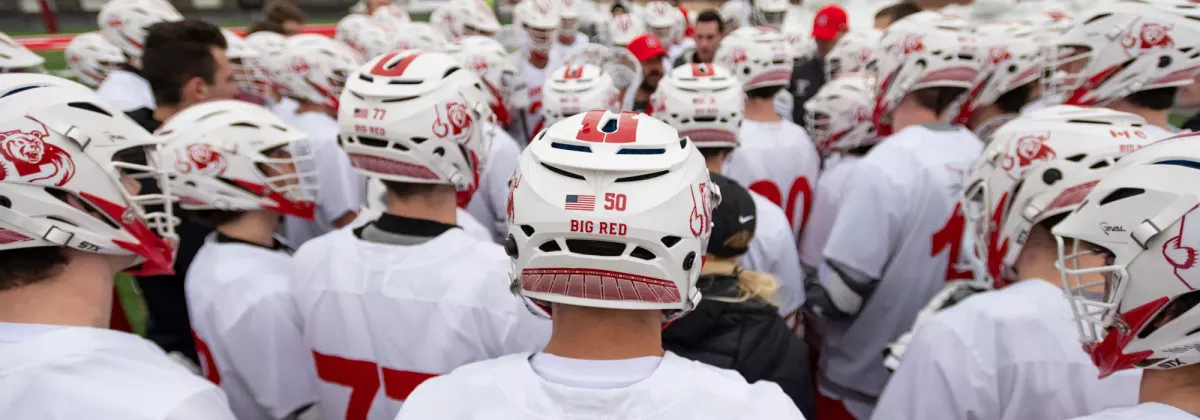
[1106,99,1169,130]
[384,186,458,226]
[0,251,121,328]
[744,99,780,122]
[296,101,336,119]
[542,304,665,360]
[153,104,183,125]
[126,57,142,71]
[1140,365,1200,414]
[705,156,723,174]
[891,101,939,132]
[966,105,1003,132]
[1011,247,1062,288]
[216,210,280,248]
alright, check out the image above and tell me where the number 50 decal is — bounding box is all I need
[604,193,627,211]
[749,176,814,237]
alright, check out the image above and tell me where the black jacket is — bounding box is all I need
[790,58,826,126]
[663,274,815,418]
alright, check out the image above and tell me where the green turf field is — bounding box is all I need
[114,273,148,336]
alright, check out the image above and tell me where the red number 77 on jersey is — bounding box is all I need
[312,351,438,420]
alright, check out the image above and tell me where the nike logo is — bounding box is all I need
[738,215,755,224]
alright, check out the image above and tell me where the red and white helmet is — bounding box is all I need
[541,64,621,128]
[97,0,182,58]
[0,75,177,275]
[754,0,789,30]
[244,31,287,55]
[803,73,875,157]
[719,1,750,33]
[783,30,817,63]
[955,23,1044,125]
[557,0,583,34]
[275,35,363,111]
[871,12,981,136]
[508,111,718,320]
[714,26,793,92]
[222,30,272,99]
[1052,133,1200,378]
[392,22,450,52]
[608,13,646,47]
[962,105,1150,288]
[157,100,318,219]
[64,32,123,86]
[431,0,502,40]
[338,50,495,205]
[447,36,522,127]
[643,1,682,45]
[336,16,398,60]
[651,63,744,149]
[0,32,45,74]
[824,29,880,80]
[372,4,412,30]
[1049,1,1200,106]
[515,0,561,51]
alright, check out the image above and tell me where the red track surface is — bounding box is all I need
[13,23,338,52]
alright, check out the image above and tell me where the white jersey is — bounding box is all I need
[819,123,982,415]
[1144,124,1180,140]
[186,234,319,420]
[465,124,521,242]
[96,68,155,112]
[291,225,551,420]
[550,33,591,67]
[281,111,366,247]
[744,190,805,318]
[396,352,807,419]
[798,153,860,273]
[1070,403,1198,420]
[513,52,554,143]
[872,280,1142,420]
[270,97,300,119]
[0,323,236,420]
[352,206,494,243]
[725,119,822,241]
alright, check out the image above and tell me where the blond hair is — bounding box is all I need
[700,256,781,305]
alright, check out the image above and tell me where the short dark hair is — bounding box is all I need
[696,9,724,33]
[699,147,733,160]
[1125,87,1177,111]
[142,20,228,107]
[382,180,444,198]
[747,85,784,99]
[188,209,247,228]
[995,82,1037,114]
[264,0,307,25]
[911,86,967,116]
[0,247,69,291]
[876,2,921,25]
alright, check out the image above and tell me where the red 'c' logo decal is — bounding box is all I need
[370,52,422,77]
[575,111,639,143]
[563,65,585,80]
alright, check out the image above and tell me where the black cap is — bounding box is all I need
[707,173,756,258]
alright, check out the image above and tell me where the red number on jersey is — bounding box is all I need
[312,351,438,420]
[604,193,627,211]
[748,176,814,236]
[931,202,973,282]
[575,110,639,143]
[192,330,221,385]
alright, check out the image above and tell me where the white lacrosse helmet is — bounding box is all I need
[338,50,495,206]
[244,31,287,55]
[824,29,880,80]
[651,63,744,149]
[714,26,793,92]
[64,32,123,86]
[508,111,718,321]
[0,32,45,74]
[515,0,562,51]
[755,0,789,30]
[372,4,412,30]
[720,1,750,32]
[609,13,646,47]
[803,73,875,157]
[955,23,1044,125]
[643,1,681,46]
[541,64,622,128]
[157,100,319,219]
[447,36,522,127]
[336,13,372,45]
[275,35,363,111]
[392,22,449,52]
[783,30,817,63]
[97,0,183,58]
[222,30,272,99]
[431,0,502,40]
[1052,133,1200,378]
[870,12,981,136]
[1050,1,1200,106]
[962,105,1150,288]
[337,17,398,60]
[558,0,583,34]
[0,75,177,275]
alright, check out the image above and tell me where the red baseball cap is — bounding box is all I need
[812,5,849,41]
[626,34,667,62]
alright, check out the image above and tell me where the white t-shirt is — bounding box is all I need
[395,352,807,419]
[725,118,822,241]
[291,227,551,420]
[744,190,806,318]
[465,124,521,243]
[818,123,982,415]
[185,234,319,420]
[798,153,860,274]
[281,111,366,247]
[872,280,1142,420]
[0,323,236,420]
[1070,403,1199,420]
[96,68,155,112]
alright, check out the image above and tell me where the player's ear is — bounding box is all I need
[184,76,209,104]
